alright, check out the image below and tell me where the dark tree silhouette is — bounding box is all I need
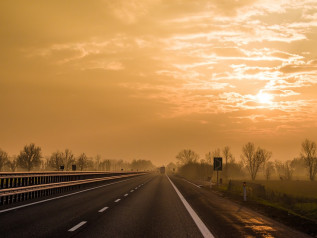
[7,156,18,172]
[77,153,88,171]
[176,149,199,165]
[48,151,64,171]
[0,149,9,171]
[131,159,155,171]
[264,161,275,180]
[63,149,75,171]
[241,142,271,180]
[300,139,317,181]
[17,143,42,171]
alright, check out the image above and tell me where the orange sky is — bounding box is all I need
[1,0,317,165]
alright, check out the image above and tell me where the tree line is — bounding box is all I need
[175,139,317,181]
[0,143,156,172]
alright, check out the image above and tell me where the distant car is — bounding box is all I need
[160,166,165,174]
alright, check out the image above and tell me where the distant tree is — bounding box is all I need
[63,149,75,171]
[241,142,272,180]
[0,149,9,171]
[205,152,212,164]
[284,161,294,180]
[300,139,317,181]
[205,148,221,164]
[275,160,294,180]
[222,146,232,166]
[101,159,111,171]
[86,157,94,170]
[131,159,155,171]
[212,148,221,158]
[176,149,199,165]
[6,156,18,172]
[166,162,177,172]
[290,157,306,172]
[222,146,233,177]
[17,143,42,171]
[227,157,244,179]
[48,151,64,171]
[77,153,88,171]
[264,161,275,180]
[94,155,101,171]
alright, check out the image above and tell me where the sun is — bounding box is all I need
[257,92,274,104]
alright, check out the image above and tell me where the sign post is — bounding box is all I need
[213,157,222,186]
[243,182,247,201]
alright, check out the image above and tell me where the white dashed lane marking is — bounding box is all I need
[124,193,128,197]
[130,190,134,192]
[68,221,87,232]
[98,207,109,213]
[114,199,121,203]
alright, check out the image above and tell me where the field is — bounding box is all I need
[255,180,317,199]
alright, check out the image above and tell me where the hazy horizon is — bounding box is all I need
[1,1,317,165]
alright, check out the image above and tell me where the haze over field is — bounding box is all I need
[1,0,317,164]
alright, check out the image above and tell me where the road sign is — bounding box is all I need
[213,157,222,171]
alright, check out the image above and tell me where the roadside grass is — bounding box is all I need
[225,179,317,221]
[255,180,317,199]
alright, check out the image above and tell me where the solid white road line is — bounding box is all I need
[68,221,87,232]
[167,175,215,238]
[124,193,128,197]
[184,179,202,188]
[114,199,121,203]
[98,207,109,213]
[0,178,134,214]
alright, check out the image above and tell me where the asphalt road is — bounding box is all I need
[0,174,312,238]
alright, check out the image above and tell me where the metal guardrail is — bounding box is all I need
[0,171,140,189]
[0,172,147,206]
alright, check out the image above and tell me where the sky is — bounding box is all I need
[1,0,317,166]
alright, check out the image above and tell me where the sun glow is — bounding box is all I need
[257,92,274,104]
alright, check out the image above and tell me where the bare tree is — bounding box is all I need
[222,146,233,177]
[17,143,42,171]
[0,149,9,171]
[212,148,221,158]
[94,155,101,171]
[105,159,111,171]
[265,161,275,180]
[241,142,272,180]
[6,156,18,172]
[176,149,199,165]
[275,160,293,180]
[300,139,317,181]
[222,146,232,166]
[205,152,212,164]
[284,161,294,180]
[77,153,88,171]
[48,151,64,171]
[63,149,75,171]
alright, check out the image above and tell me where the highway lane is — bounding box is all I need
[0,174,155,238]
[169,175,312,238]
[75,174,204,238]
